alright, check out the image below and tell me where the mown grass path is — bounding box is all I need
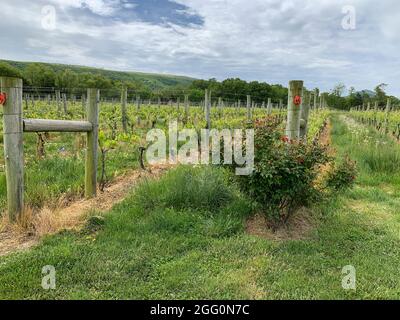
[0,113,399,299]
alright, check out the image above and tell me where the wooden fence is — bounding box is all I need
[0,76,99,221]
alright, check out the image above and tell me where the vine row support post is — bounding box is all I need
[267,98,272,115]
[184,94,189,120]
[300,91,311,139]
[1,76,24,221]
[285,80,303,140]
[85,88,100,199]
[205,89,211,129]
[246,95,251,121]
[121,87,128,132]
[56,90,61,113]
[384,98,391,134]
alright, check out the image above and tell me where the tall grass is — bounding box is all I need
[336,115,400,175]
[362,146,400,173]
[134,166,238,213]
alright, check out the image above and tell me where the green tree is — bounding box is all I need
[0,62,23,78]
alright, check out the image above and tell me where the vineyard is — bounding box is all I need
[0,77,399,300]
[0,83,328,214]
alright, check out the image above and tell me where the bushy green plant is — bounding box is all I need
[325,156,357,191]
[232,118,331,227]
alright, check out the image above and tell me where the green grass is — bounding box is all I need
[1,115,400,299]
[0,131,140,210]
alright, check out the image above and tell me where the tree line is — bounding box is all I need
[326,83,399,110]
[1,61,397,108]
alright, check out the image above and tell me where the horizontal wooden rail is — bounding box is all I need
[23,119,93,132]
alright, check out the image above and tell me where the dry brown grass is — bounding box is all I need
[246,207,316,241]
[0,164,171,257]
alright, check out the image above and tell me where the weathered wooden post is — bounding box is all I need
[62,93,68,114]
[24,94,28,110]
[285,80,303,140]
[56,90,61,112]
[267,98,272,115]
[85,88,99,198]
[300,92,311,139]
[136,95,141,111]
[184,94,189,120]
[1,77,24,221]
[314,89,319,110]
[81,94,86,110]
[217,97,222,117]
[121,87,128,132]
[246,95,251,121]
[205,89,211,129]
[384,98,391,134]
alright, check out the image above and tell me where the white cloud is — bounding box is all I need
[1,0,400,96]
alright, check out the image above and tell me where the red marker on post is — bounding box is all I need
[293,95,301,106]
[0,93,7,106]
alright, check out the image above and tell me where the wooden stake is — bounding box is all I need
[267,98,272,115]
[205,90,211,129]
[184,94,189,120]
[285,80,303,140]
[384,98,391,134]
[85,88,99,198]
[246,95,251,121]
[1,77,24,221]
[300,92,311,139]
[121,87,128,132]
[62,93,68,114]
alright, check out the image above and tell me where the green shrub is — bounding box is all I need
[230,118,331,227]
[325,156,357,191]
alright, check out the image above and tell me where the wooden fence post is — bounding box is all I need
[81,94,86,110]
[85,88,99,198]
[246,95,251,121]
[1,77,24,221]
[136,95,141,111]
[285,80,303,140]
[205,89,211,129]
[56,90,61,112]
[184,94,189,120]
[300,92,311,139]
[267,98,272,115]
[384,98,391,134]
[62,93,68,114]
[121,87,128,132]
[313,89,318,109]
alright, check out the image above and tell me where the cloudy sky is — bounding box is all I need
[1,0,400,95]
